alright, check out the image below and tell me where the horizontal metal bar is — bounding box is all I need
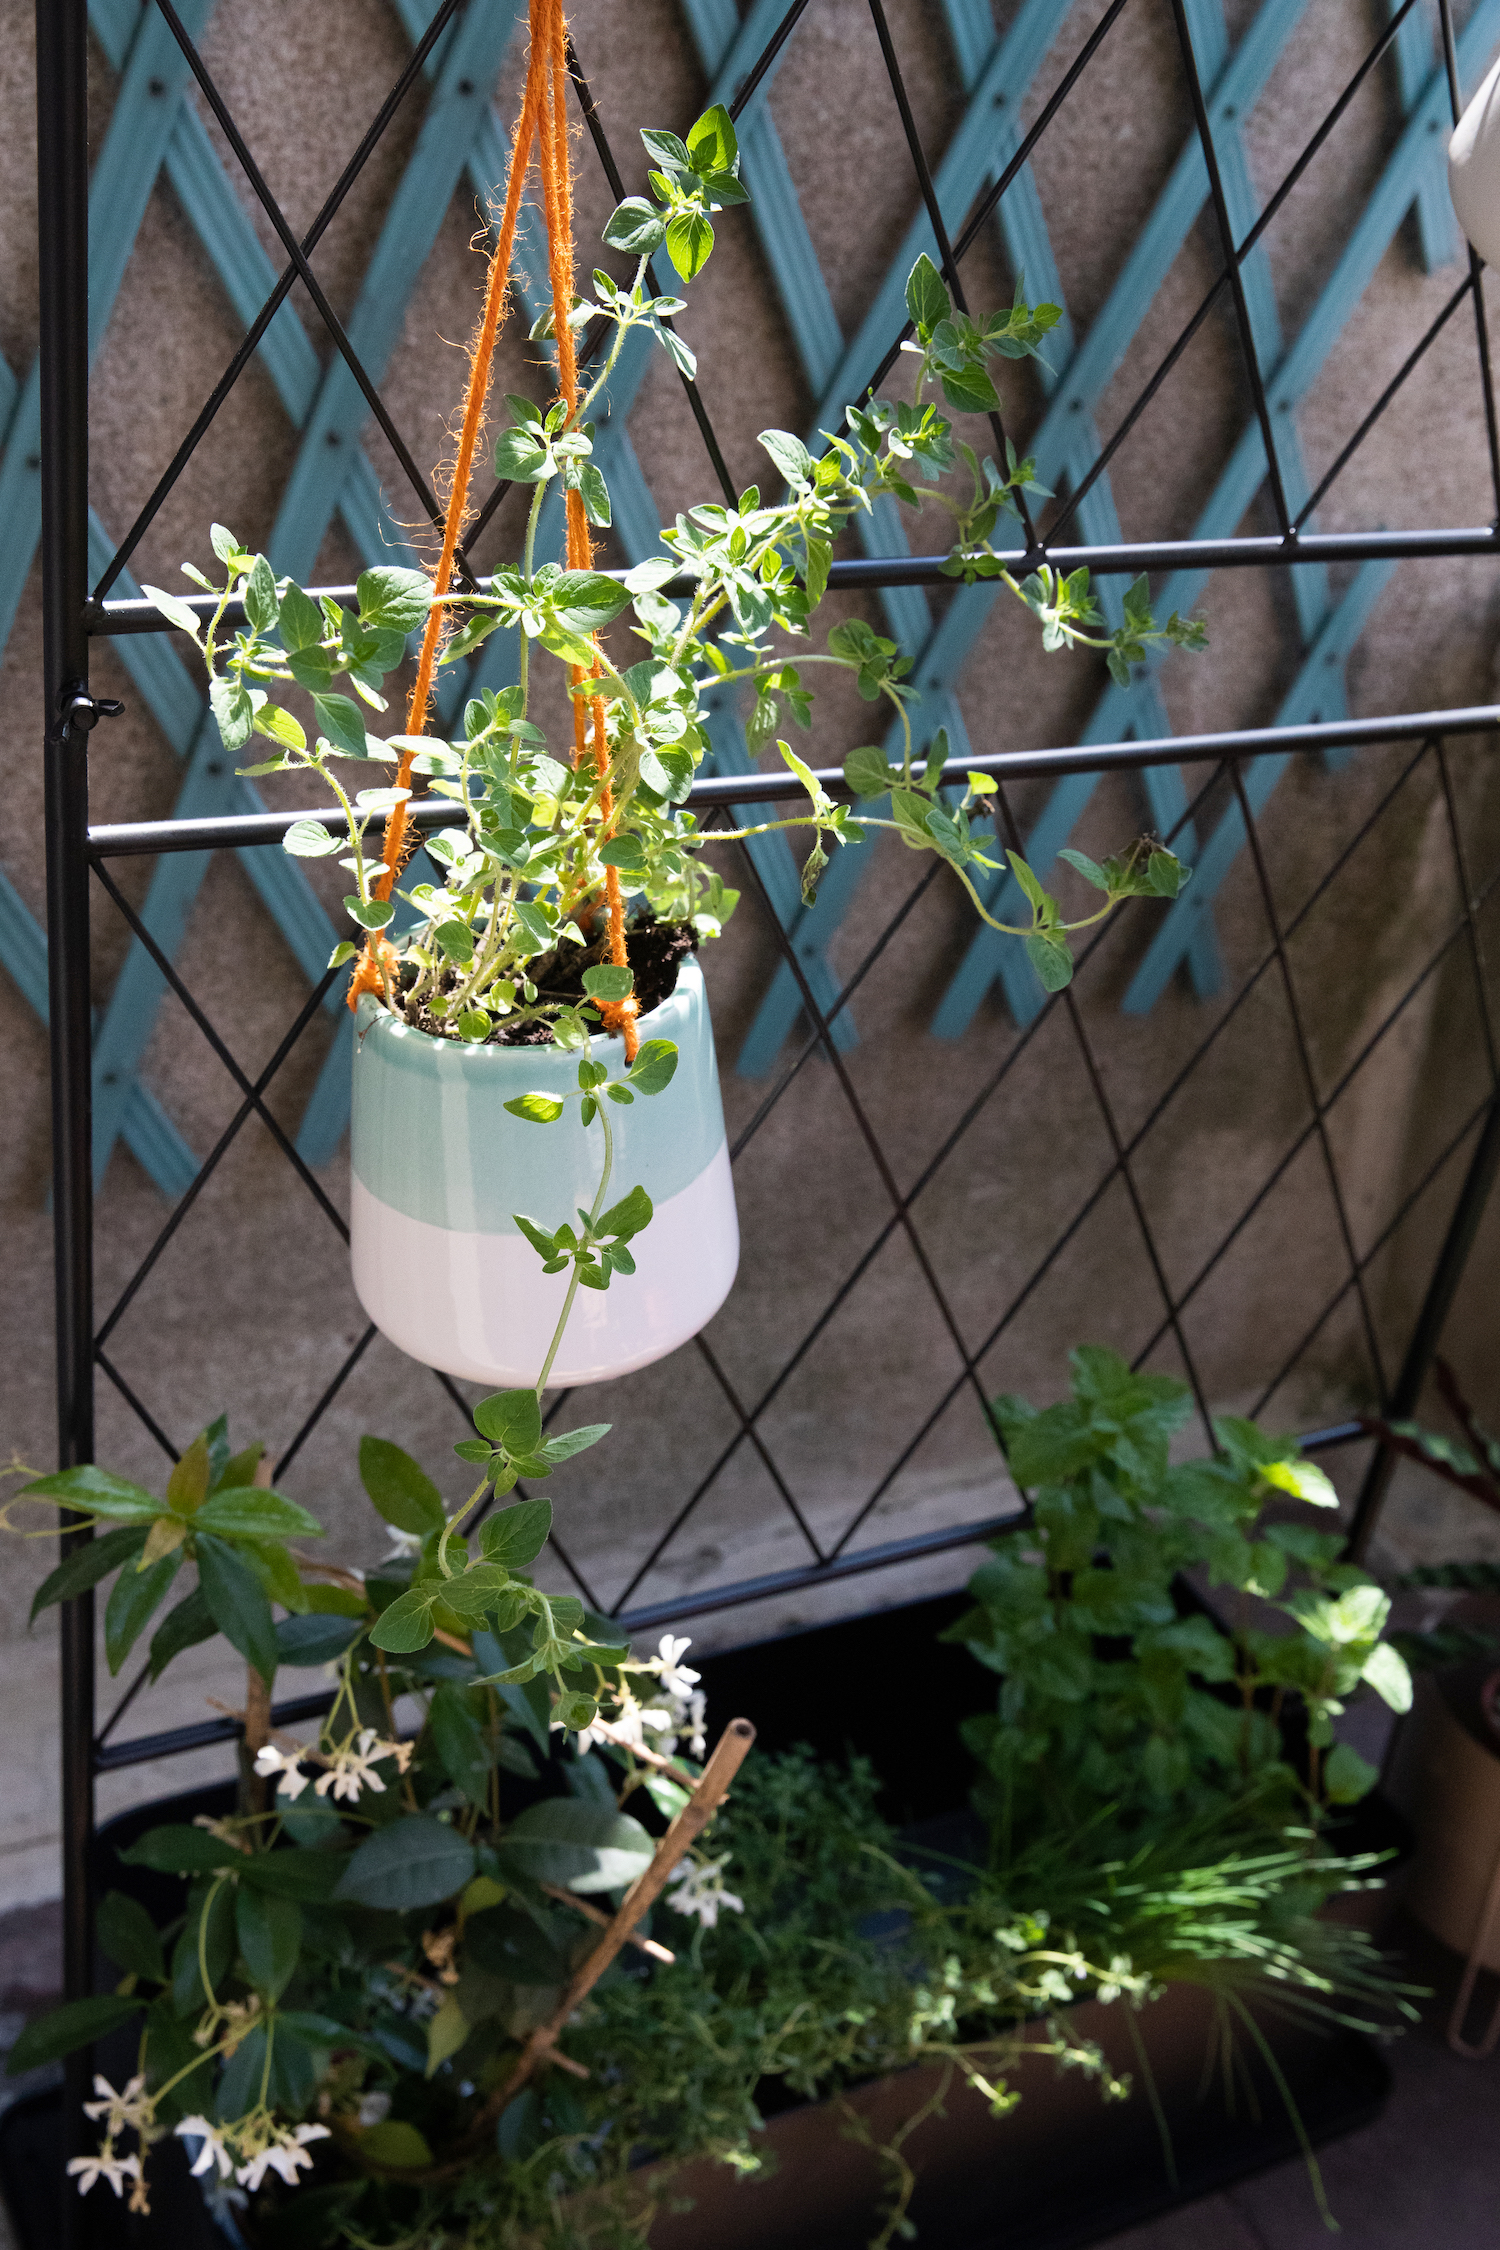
[88,1412,1375,1770]
[84,525,1500,636]
[612,1510,1025,1634]
[91,797,475,857]
[86,703,1500,858]
[1298,1418,1368,1451]
[92,1688,334,1774]
[611,1421,1377,1634]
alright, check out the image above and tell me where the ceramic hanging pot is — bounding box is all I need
[1450,55,1500,266]
[349,958,739,1387]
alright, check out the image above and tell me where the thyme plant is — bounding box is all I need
[144,105,1203,1047]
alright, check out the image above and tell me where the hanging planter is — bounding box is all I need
[350,955,737,1386]
[1449,55,1500,265]
[145,0,1201,1412]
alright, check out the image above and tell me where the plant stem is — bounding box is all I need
[198,1873,228,2009]
[516,479,550,716]
[149,2029,239,2108]
[475,1718,755,2128]
[437,1474,495,1580]
[533,1095,615,1395]
[575,258,648,424]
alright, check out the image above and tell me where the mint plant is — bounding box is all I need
[144,106,1202,1047]
[949,1348,1413,1856]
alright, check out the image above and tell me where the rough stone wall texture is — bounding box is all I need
[2,0,1500,1904]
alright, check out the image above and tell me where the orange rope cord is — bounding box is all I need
[351,0,638,1062]
[348,49,543,1007]
[535,0,637,1057]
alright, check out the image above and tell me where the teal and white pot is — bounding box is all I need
[1451,55,1500,266]
[349,959,739,1387]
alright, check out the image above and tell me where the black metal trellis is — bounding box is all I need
[33,0,1500,2234]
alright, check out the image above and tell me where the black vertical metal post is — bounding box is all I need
[37,0,96,2235]
[1347,1092,1500,1559]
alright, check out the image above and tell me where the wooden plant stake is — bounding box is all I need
[351,1718,756,2184]
[484,1716,756,2117]
[330,1714,762,2189]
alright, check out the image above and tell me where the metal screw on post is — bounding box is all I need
[48,692,123,743]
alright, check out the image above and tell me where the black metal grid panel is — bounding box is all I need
[79,710,1500,1737]
[34,0,1500,2221]
[69,0,1500,642]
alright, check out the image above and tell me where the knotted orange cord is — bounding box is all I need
[534,0,637,1057]
[351,0,639,1061]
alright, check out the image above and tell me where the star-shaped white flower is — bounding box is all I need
[236,2123,329,2191]
[314,1747,381,1802]
[82,2074,151,2133]
[67,2148,143,2199]
[655,1634,701,1699]
[253,1743,312,1800]
[666,1851,744,1929]
[175,2115,233,2180]
[313,1729,408,1803]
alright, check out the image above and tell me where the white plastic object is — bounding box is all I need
[1449,54,1500,267]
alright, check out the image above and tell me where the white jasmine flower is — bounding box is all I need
[317,1738,385,1802]
[382,1527,423,1561]
[357,1726,413,1773]
[315,1751,376,1803]
[313,1730,410,1803]
[232,2147,278,2193]
[253,1743,311,1801]
[566,1681,671,1756]
[67,2147,142,2198]
[175,2116,233,2180]
[675,1688,708,1761]
[654,1634,701,1699]
[237,2123,329,2190]
[666,1852,744,1929]
[83,2074,151,2133]
[356,2090,391,2128]
[267,2122,332,2184]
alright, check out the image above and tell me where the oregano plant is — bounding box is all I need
[144,105,1203,1058]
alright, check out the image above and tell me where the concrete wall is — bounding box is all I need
[2,0,1500,1906]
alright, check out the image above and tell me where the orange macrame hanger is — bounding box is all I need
[350,0,639,1062]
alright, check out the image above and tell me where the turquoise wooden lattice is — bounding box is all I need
[0,0,1485,1203]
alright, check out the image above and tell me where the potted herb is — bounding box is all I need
[142,69,1203,1391]
[2,1352,1415,2247]
[952,1346,1416,1847]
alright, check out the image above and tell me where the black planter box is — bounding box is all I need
[629,1986,1389,2250]
[0,1590,1395,2250]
